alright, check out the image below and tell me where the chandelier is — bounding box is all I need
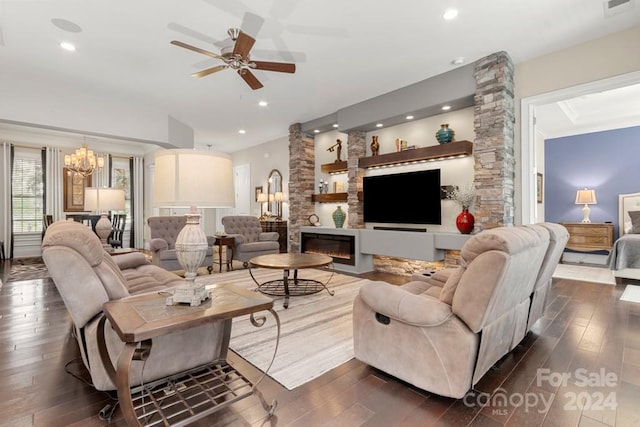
[64,143,104,177]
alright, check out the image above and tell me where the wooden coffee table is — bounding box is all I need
[249,253,335,309]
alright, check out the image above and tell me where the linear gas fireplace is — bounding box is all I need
[301,232,356,266]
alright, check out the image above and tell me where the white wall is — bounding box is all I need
[231,135,290,220]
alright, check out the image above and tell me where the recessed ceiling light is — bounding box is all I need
[332,124,339,128]
[258,101,268,107]
[314,129,320,133]
[443,9,458,20]
[376,123,383,128]
[60,41,76,51]
[238,129,246,134]
[406,115,414,120]
[451,57,465,66]
[442,105,451,111]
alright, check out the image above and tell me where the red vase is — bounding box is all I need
[456,208,475,234]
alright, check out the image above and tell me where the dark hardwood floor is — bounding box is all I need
[1,258,640,426]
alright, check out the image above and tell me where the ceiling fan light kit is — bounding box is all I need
[171,27,296,90]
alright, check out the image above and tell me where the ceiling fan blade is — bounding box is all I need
[170,40,221,59]
[233,31,256,58]
[240,11,265,38]
[192,65,227,78]
[252,61,296,73]
[238,69,263,90]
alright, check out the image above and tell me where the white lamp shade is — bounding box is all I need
[153,149,235,208]
[257,193,269,203]
[274,191,285,202]
[84,187,125,212]
[575,189,597,205]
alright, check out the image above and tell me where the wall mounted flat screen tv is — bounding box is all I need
[363,169,441,224]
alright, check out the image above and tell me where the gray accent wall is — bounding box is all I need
[544,125,640,239]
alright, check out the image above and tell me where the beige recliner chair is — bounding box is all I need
[42,220,226,392]
[147,216,215,274]
[353,225,551,398]
[222,216,280,267]
[525,222,569,331]
[409,222,569,332]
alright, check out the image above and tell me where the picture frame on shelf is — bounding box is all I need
[255,186,263,202]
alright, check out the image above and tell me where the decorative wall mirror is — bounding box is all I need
[267,169,283,219]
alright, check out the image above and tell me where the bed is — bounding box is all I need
[607,192,640,281]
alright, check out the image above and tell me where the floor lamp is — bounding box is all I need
[154,149,235,306]
[84,187,125,252]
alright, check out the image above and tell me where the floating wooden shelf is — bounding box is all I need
[321,161,348,174]
[312,193,347,203]
[358,140,473,169]
[312,192,363,203]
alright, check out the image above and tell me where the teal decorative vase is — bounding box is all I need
[436,123,455,144]
[332,206,346,228]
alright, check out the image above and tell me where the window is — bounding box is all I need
[112,158,131,222]
[12,148,43,233]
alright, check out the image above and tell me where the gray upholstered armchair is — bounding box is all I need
[353,225,552,398]
[222,215,280,267]
[147,216,214,274]
[42,220,226,391]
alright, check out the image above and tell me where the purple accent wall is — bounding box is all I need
[544,125,640,239]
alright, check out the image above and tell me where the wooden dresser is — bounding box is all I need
[261,219,288,253]
[560,222,614,252]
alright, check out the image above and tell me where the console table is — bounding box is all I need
[261,220,288,253]
[97,283,279,426]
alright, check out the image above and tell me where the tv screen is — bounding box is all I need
[363,169,441,224]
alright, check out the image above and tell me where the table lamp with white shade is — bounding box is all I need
[575,188,597,223]
[84,187,125,252]
[153,149,235,306]
[274,191,285,219]
[257,192,268,219]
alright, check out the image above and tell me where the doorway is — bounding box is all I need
[520,70,640,225]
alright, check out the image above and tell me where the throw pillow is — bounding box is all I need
[629,210,640,234]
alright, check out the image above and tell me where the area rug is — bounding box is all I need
[620,285,640,303]
[7,257,50,282]
[196,268,370,390]
[552,263,615,285]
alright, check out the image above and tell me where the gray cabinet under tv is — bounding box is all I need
[300,227,470,273]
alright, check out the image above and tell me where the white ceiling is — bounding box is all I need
[0,0,639,152]
[536,83,640,139]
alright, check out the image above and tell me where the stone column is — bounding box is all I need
[346,130,366,229]
[288,123,315,253]
[473,51,516,231]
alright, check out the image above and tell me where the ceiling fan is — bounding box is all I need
[171,28,296,90]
